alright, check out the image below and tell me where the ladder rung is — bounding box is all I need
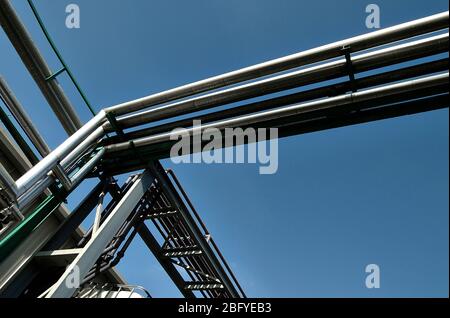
[163,249,203,257]
[146,210,178,219]
[184,283,224,291]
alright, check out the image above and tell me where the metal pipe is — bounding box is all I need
[109,58,448,143]
[0,76,51,157]
[14,111,106,197]
[105,73,449,152]
[20,125,105,205]
[0,98,39,164]
[0,0,82,135]
[112,33,449,129]
[70,148,105,187]
[6,12,449,205]
[17,148,105,209]
[105,11,449,116]
[0,76,76,204]
[60,126,105,169]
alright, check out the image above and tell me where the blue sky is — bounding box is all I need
[0,0,448,297]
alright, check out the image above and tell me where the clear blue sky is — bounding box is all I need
[0,0,448,297]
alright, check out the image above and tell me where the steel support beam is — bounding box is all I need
[137,224,195,298]
[100,93,449,177]
[43,182,105,251]
[45,170,154,298]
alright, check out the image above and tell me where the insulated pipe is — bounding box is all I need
[11,31,449,202]
[112,33,449,129]
[0,76,75,191]
[14,127,104,209]
[105,11,449,116]
[108,58,448,143]
[0,76,51,157]
[0,0,82,135]
[67,148,105,188]
[8,12,450,203]
[16,176,52,209]
[17,148,105,209]
[104,73,449,152]
[60,126,105,170]
[14,111,106,197]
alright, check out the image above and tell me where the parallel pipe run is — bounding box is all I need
[4,12,450,209]
[104,73,449,152]
[112,33,449,129]
[14,111,106,197]
[0,76,74,198]
[0,77,51,157]
[0,0,82,135]
[105,11,449,116]
[106,58,449,143]
[0,96,39,165]
[16,148,105,209]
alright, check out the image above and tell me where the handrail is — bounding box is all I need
[26,0,96,116]
[166,168,247,298]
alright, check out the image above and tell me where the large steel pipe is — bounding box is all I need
[0,0,82,135]
[17,148,105,209]
[113,33,449,129]
[14,111,106,197]
[105,58,449,143]
[105,73,449,152]
[6,12,449,207]
[0,76,51,157]
[105,11,449,116]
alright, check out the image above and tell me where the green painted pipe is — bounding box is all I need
[0,195,62,262]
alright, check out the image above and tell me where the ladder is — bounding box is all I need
[29,162,245,298]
